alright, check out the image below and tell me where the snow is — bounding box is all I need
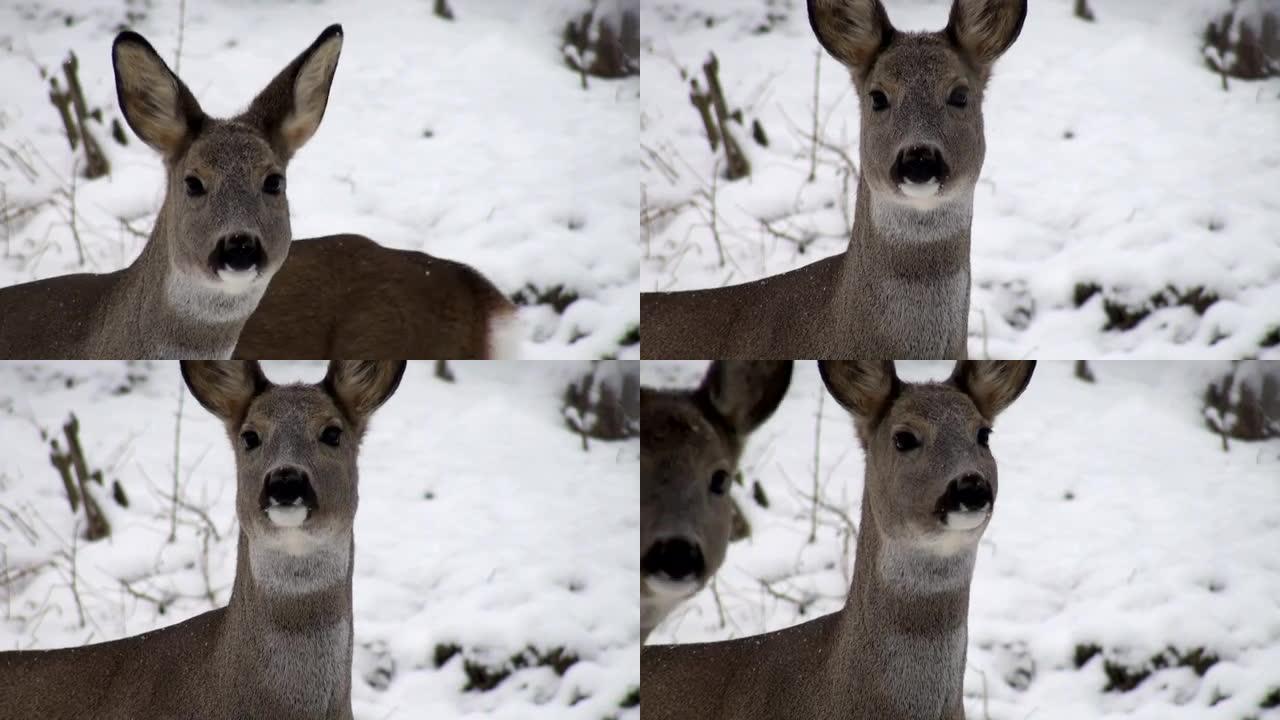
[640,0,1280,358]
[0,0,638,359]
[642,359,1280,719]
[0,360,639,720]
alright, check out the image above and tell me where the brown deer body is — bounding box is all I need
[642,360,1035,720]
[641,0,1027,360]
[0,360,405,720]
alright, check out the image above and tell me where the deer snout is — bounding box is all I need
[211,232,266,275]
[892,145,950,196]
[260,466,317,528]
[642,538,706,594]
[936,474,993,531]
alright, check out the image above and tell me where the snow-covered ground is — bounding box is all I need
[643,360,1280,720]
[640,0,1280,359]
[0,0,638,359]
[0,361,639,720]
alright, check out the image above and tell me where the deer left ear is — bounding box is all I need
[949,361,1035,420]
[241,24,344,160]
[945,0,1027,67]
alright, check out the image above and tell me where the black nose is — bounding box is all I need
[947,474,993,511]
[642,538,705,581]
[214,232,265,272]
[894,145,949,185]
[261,467,317,509]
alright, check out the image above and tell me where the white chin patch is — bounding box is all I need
[216,267,261,294]
[266,503,309,528]
[943,509,989,531]
[899,178,941,198]
[644,575,700,599]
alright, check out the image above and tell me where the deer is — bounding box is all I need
[641,360,792,643]
[0,359,405,720]
[640,0,1028,360]
[642,360,1036,720]
[0,26,518,360]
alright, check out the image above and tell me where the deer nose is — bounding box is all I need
[642,538,705,581]
[948,474,993,512]
[261,466,317,510]
[894,145,950,186]
[213,232,265,273]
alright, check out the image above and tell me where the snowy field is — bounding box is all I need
[0,0,638,359]
[643,360,1280,720]
[0,361,639,720]
[640,0,1280,359]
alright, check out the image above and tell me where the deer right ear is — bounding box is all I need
[181,361,271,425]
[807,0,895,72]
[699,361,793,436]
[949,360,1035,419]
[113,32,205,158]
[819,361,899,422]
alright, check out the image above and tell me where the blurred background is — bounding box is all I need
[640,0,1280,359]
[642,359,1280,720]
[0,360,640,720]
[0,0,639,358]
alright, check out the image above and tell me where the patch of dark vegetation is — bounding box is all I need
[1101,646,1220,693]
[1074,643,1101,669]
[1204,362,1280,440]
[510,283,578,314]
[561,3,639,84]
[1102,285,1218,331]
[563,361,639,441]
[1073,282,1100,308]
[1261,686,1280,708]
[462,646,581,692]
[1261,326,1280,348]
[621,687,640,707]
[752,479,769,509]
[433,643,461,668]
[619,324,639,347]
[1203,2,1279,82]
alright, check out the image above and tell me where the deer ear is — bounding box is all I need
[181,361,271,425]
[819,361,899,423]
[241,24,343,160]
[323,361,406,426]
[113,31,205,158]
[698,361,793,436]
[949,361,1035,419]
[945,0,1027,67]
[807,0,895,73]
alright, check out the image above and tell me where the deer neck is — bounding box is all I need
[217,530,354,717]
[829,178,973,354]
[94,208,265,358]
[823,488,976,718]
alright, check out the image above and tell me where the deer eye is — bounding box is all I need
[869,90,890,112]
[892,431,920,452]
[184,176,206,196]
[319,426,342,447]
[948,87,969,108]
[709,469,730,496]
[240,430,261,451]
[262,173,285,195]
[977,427,992,447]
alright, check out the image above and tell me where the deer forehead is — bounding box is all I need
[880,385,984,432]
[242,385,344,431]
[179,122,280,175]
[867,34,976,91]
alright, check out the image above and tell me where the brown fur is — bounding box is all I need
[233,235,514,359]
[642,361,1034,720]
[641,0,1026,360]
[0,360,405,720]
